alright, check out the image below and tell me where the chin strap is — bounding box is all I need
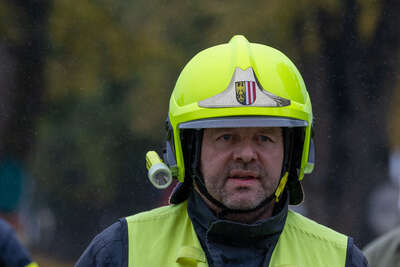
[275,172,289,202]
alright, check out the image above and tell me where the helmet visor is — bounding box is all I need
[179,116,307,129]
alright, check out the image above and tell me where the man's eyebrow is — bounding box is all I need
[256,128,283,135]
[257,127,280,132]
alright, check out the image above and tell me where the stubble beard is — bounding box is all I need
[218,186,268,210]
[204,163,278,211]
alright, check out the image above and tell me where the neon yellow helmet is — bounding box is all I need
[164,35,313,205]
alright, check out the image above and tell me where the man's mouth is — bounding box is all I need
[228,169,259,180]
[227,170,260,186]
[230,176,255,180]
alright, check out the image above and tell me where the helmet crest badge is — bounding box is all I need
[235,81,256,105]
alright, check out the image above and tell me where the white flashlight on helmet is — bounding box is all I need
[145,151,173,189]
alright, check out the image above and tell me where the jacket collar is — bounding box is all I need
[188,189,288,245]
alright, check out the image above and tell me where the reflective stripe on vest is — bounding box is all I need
[126,202,347,267]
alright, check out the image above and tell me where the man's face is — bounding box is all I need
[200,127,284,210]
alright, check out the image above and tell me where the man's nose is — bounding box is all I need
[233,141,257,162]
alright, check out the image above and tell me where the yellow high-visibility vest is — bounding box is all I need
[126,202,347,267]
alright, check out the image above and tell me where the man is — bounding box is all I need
[76,35,368,266]
[0,218,38,267]
[362,152,400,267]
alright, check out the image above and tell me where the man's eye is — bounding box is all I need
[219,134,232,141]
[259,135,271,142]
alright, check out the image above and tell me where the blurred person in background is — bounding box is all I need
[0,218,38,267]
[362,150,400,267]
[0,157,38,266]
[363,226,400,267]
[76,35,368,266]
[0,157,26,233]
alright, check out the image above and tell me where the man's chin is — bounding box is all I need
[223,197,264,210]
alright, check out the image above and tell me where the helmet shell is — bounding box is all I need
[168,35,313,184]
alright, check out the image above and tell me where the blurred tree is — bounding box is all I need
[0,0,50,236]
[29,0,185,258]
[300,0,400,245]
[0,0,50,160]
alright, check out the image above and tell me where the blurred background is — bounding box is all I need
[1,0,400,265]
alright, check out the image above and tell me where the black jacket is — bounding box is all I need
[0,219,34,267]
